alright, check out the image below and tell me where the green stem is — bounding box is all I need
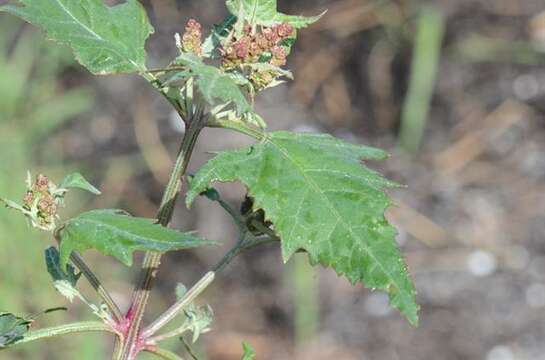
[147,324,190,344]
[141,271,215,339]
[54,228,122,323]
[70,252,123,322]
[140,71,187,121]
[118,107,205,360]
[5,321,115,348]
[144,347,186,360]
[143,234,278,339]
[207,117,265,140]
[216,197,246,231]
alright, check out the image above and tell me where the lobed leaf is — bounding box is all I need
[0,0,154,75]
[176,53,251,115]
[226,0,325,28]
[58,209,216,269]
[187,131,419,325]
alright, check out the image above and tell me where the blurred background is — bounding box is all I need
[1,0,545,359]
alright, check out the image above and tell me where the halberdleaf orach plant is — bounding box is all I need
[0,0,419,359]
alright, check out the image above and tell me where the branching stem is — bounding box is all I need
[141,271,215,339]
[117,98,205,360]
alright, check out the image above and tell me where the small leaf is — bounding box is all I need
[45,248,84,303]
[0,198,27,213]
[45,246,81,287]
[45,247,81,286]
[241,342,256,360]
[59,173,101,195]
[0,313,31,348]
[226,0,325,28]
[0,0,154,75]
[185,305,213,343]
[58,209,216,269]
[175,53,251,114]
[202,15,237,57]
[175,283,188,300]
[187,131,419,325]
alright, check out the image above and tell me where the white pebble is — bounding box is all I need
[513,74,539,100]
[486,345,514,360]
[467,250,497,277]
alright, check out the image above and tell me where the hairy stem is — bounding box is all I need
[142,271,215,339]
[117,107,205,360]
[54,228,122,322]
[70,252,123,322]
[142,234,278,339]
[146,324,190,345]
[4,321,115,348]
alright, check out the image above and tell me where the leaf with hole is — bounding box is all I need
[57,209,216,269]
[0,0,154,75]
[187,131,419,325]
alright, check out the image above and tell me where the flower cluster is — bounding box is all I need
[181,19,203,56]
[221,22,295,89]
[22,174,61,230]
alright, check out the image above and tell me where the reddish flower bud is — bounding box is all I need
[38,194,57,217]
[182,18,203,56]
[275,23,294,38]
[35,174,49,191]
[263,27,279,43]
[186,19,202,32]
[234,37,251,59]
[23,191,34,207]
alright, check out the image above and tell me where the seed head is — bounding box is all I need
[35,174,50,192]
[275,23,294,38]
[181,18,203,56]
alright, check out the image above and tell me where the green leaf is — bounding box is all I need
[175,53,251,114]
[0,313,31,348]
[187,131,419,325]
[45,247,81,287]
[226,0,325,28]
[58,209,216,269]
[0,198,27,213]
[241,342,256,360]
[59,172,101,195]
[45,247,90,303]
[0,0,154,75]
[184,304,213,343]
[202,15,237,57]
